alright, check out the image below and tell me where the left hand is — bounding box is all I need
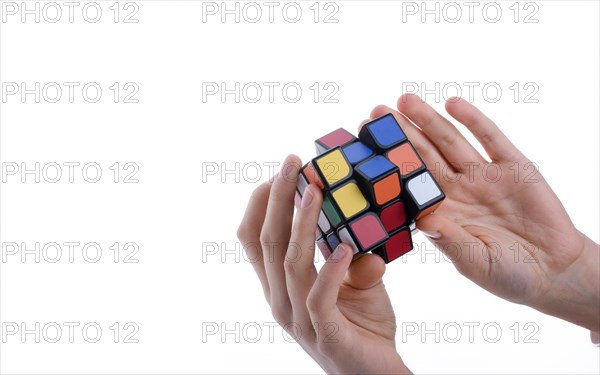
[237,156,410,374]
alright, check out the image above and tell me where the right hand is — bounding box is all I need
[367,94,600,333]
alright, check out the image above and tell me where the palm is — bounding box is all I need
[434,158,582,304]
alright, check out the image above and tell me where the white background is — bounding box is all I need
[1,1,599,374]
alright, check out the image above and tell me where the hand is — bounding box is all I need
[237,156,410,375]
[368,94,600,333]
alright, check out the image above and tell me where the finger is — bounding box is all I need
[445,97,525,162]
[261,154,302,322]
[344,254,386,290]
[397,94,486,172]
[307,244,353,323]
[369,105,459,183]
[416,213,492,287]
[285,185,321,328]
[237,181,272,301]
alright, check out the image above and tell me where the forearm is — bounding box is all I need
[532,231,600,332]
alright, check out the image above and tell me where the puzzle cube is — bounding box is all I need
[386,142,426,179]
[312,147,353,189]
[377,199,407,232]
[355,155,402,207]
[330,180,370,221]
[359,114,407,152]
[337,212,388,254]
[403,170,445,220]
[342,141,374,166]
[298,113,445,263]
[315,128,356,155]
[301,162,324,189]
[325,232,341,255]
[372,227,413,263]
[320,195,344,230]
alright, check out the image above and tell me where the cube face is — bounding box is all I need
[303,114,445,264]
[331,180,370,221]
[315,128,356,155]
[355,156,401,206]
[373,174,401,206]
[356,155,396,180]
[317,210,332,234]
[373,227,413,264]
[386,228,413,260]
[386,142,426,178]
[337,213,388,254]
[379,200,407,232]
[313,148,352,189]
[404,170,445,220]
[326,232,341,252]
[359,114,407,152]
[342,142,374,165]
[322,195,343,228]
[302,163,324,189]
[347,212,388,251]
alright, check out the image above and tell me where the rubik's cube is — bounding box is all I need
[296,114,445,264]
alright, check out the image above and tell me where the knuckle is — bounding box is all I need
[236,224,250,242]
[283,257,296,276]
[259,230,274,245]
[440,132,457,148]
[479,131,494,146]
[270,301,290,324]
[306,291,320,316]
[237,183,272,242]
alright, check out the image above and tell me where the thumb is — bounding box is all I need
[307,244,353,323]
[344,254,386,290]
[417,213,489,282]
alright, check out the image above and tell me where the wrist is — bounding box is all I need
[321,350,410,375]
[531,231,600,332]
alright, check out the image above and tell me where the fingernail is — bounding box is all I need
[592,331,600,345]
[282,162,291,178]
[421,230,441,239]
[282,158,299,179]
[329,244,347,261]
[301,187,313,208]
